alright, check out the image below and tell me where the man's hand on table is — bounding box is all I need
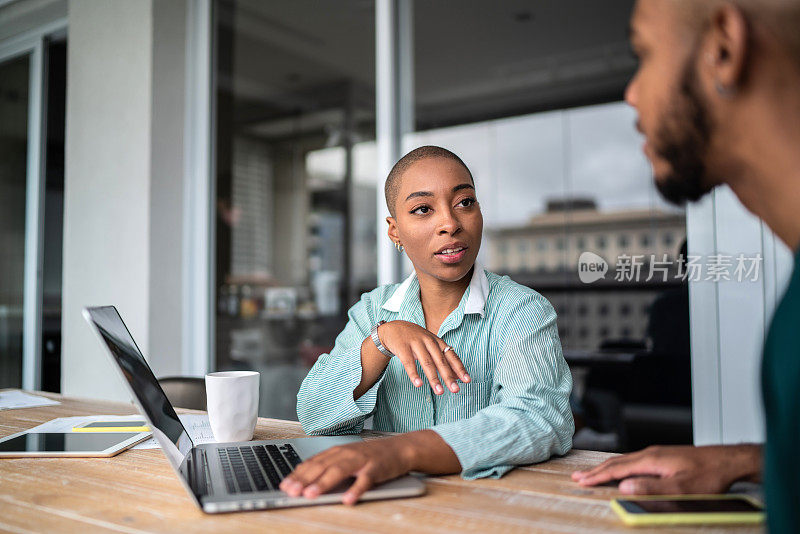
[279,430,461,505]
[571,444,762,494]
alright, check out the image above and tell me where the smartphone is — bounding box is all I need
[611,494,764,526]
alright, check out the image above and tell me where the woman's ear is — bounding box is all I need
[386,216,399,243]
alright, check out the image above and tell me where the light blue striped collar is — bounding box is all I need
[382,262,488,317]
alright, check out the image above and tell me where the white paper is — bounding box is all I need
[16,413,215,451]
[0,390,61,411]
[132,414,215,449]
[24,414,147,433]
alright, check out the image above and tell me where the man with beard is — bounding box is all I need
[570,0,800,531]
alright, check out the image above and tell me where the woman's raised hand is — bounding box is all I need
[377,320,470,394]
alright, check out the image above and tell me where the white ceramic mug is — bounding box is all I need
[205,371,260,442]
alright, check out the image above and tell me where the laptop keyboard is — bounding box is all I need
[217,444,302,494]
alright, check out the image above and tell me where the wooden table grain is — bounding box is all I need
[0,391,762,533]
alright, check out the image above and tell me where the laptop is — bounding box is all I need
[83,305,425,513]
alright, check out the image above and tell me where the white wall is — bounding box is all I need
[688,186,794,444]
[62,0,188,401]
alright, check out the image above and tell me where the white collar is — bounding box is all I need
[382,262,488,317]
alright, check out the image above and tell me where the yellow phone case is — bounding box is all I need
[610,494,765,527]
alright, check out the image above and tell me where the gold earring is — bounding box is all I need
[394,241,404,252]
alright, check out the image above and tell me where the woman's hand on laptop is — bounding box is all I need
[279,430,460,505]
[379,320,470,394]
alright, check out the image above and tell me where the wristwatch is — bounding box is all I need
[370,320,393,358]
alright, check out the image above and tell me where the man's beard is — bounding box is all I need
[652,59,716,205]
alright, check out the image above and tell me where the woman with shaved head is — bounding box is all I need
[281,146,573,505]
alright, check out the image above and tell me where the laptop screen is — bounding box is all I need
[83,306,193,467]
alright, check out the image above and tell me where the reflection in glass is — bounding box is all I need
[0,54,30,389]
[213,0,376,419]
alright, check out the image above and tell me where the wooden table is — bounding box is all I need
[0,391,761,533]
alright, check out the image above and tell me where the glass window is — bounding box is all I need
[41,40,67,393]
[0,39,65,392]
[213,0,376,420]
[411,0,690,453]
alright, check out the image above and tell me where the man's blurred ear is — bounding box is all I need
[704,3,749,94]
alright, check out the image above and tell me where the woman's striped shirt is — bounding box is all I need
[296,263,574,479]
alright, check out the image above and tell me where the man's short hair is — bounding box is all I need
[738,0,800,70]
[680,0,800,71]
[384,145,474,218]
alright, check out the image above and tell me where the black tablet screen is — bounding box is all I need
[0,432,141,453]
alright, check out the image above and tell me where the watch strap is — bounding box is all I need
[370,320,393,358]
